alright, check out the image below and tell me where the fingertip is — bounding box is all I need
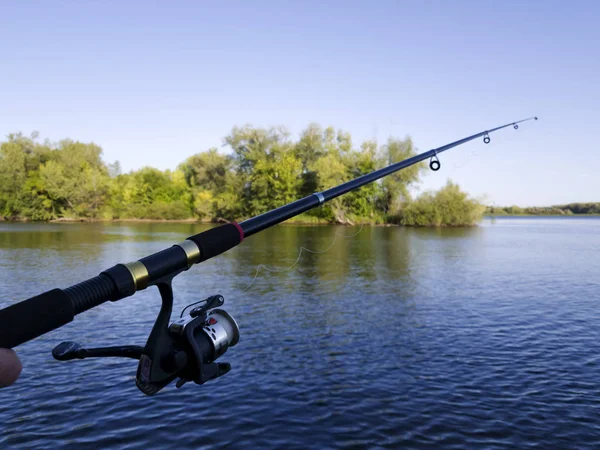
[0,348,22,387]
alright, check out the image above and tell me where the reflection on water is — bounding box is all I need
[1,218,600,449]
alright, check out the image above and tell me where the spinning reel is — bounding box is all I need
[52,284,240,396]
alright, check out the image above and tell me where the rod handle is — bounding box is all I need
[186,222,244,262]
[0,289,74,349]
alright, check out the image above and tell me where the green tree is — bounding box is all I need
[247,143,303,214]
[0,132,54,218]
[179,148,243,220]
[181,148,231,193]
[0,138,27,217]
[380,137,423,215]
[342,139,382,220]
[224,125,290,175]
[39,140,110,218]
[111,167,192,220]
[400,180,485,227]
[224,125,302,217]
[0,126,496,227]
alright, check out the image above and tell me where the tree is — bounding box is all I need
[0,132,53,218]
[247,143,303,214]
[295,123,326,171]
[224,125,290,175]
[380,137,423,215]
[39,140,110,218]
[0,138,27,217]
[399,180,485,227]
[180,148,231,193]
[179,148,241,220]
[111,167,192,220]
[224,125,302,217]
[0,126,490,227]
[342,139,382,220]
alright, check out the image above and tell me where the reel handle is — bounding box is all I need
[52,341,144,361]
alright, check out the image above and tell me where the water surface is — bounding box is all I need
[1,218,599,449]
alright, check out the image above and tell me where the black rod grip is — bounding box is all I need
[65,274,117,313]
[187,223,243,262]
[0,289,74,349]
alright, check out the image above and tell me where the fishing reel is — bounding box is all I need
[52,286,240,396]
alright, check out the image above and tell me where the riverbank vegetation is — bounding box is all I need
[486,203,600,216]
[1,128,485,226]
[396,181,486,227]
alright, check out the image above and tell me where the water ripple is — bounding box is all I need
[1,219,600,448]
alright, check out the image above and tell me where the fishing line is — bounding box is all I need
[242,223,365,292]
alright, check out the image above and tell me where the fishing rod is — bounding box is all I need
[0,116,537,395]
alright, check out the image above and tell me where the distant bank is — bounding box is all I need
[486,203,600,216]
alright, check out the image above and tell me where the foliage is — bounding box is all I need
[0,127,490,226]
[108,167,192,220]
[398,181,486,227]
[379,137,423,214]
[486,203,600,216]
[0,133,109,219]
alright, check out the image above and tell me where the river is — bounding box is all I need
[1,218,599,449]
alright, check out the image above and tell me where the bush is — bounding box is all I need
[398,181,485,227]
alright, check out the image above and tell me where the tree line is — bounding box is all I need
[486,203,600,216]
[0,126,486,226]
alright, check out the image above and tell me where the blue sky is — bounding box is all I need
[1,0,598,206]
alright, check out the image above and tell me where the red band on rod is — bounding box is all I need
[230,222,244,242]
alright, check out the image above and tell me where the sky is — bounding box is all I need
[1,0,598,207]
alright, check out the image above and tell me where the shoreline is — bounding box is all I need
[484,214,600,218]
[2,215,599,226]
